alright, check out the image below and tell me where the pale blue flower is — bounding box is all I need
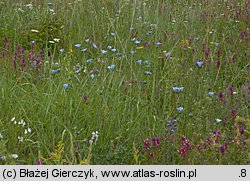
[135,40,140,44]
[156,42,161,45]
[215,118,222,123]
[81,48,87,52]
[214,42,219,46]
[59,49,64,53]
[100,50,107,54]
[63,84,69,89]
[90,74,95,79]
[85,39,90,43]
[177,107,184,112]
[92,43,97,48]
[137,60,142,65]
[75,44,81,48]
[107,64,115,70]
[208,91,214,97]
[111,48,116,52]
[196,61,204,67]
[86,59,92,63]
[131,50,135,55]
[51,68,61,74]
[145,71,152,75]
[173,87,184,92]
[107,46,112,50]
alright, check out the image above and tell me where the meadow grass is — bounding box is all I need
[0,0,249,164]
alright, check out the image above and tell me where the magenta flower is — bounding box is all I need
[231,108,237,118]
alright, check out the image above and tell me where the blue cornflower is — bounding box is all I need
[137,60,142,65]
[173,87,184,92]
[156,42,161,45]
[92,43,97,48]
[74,44,81,48]
[82,48,87,52]
[176,107,184,112]
[208,91,214,97]
[107,64,115,70]
[86,59,92,63]
[100,50,107,54]
[135,40,140,45]
[215,118,222,123]
[51,68,61,74]
[145,71,152,75]
[63,84,69,89]
[196,61,204,67]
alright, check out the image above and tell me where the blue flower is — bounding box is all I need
[74,44,81,48]
[92,43,97,48]
[63,84,69,89]
[173,87,184,92]
[156,42,161,45]
[176,107,184,112]
[90,74,95,79]
[107,64,115,70]
[215,118,222,123]
[145,71,152,75]
[131,50,135,55]
[111,48,116,52]
[81,48,87,52]
[51,68,61,74]
[135,40,140,45]
[100,50,107,54]
[214,42,219,46]
[86,59,92,63]
[137,60,142,65]
[59,49,64,53]
[85,39,90,43]
[208,91,214,97]
[107,46,112,50]
[196,61,204,67]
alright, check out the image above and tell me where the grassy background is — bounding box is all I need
[0,0,249,164]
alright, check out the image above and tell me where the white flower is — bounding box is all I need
[12,154,18,159]
[49,40,55,44]
[0,133,3,139]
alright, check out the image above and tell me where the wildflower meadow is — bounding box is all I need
[0,0,249,165]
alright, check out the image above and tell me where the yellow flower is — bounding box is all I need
[136,46,144,50]
[180,40,190,47]
[68,48,73,54]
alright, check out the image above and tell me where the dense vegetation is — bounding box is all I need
[0,0,249,164]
